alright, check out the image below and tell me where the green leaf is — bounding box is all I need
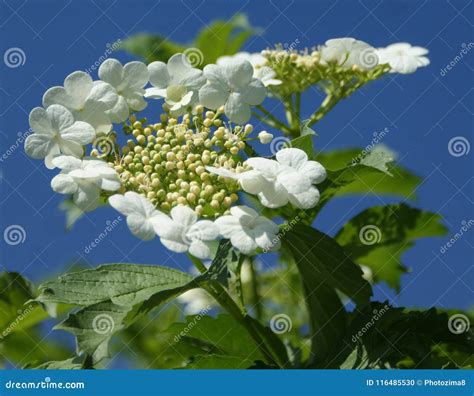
[120,33,187,64]
[164,314,267,368]
[121,14,258,66]
[341,303,473,369]
[194,14,258,64]
[31,357,85,370]
[316,146,420,203]
[283,225,372,365]
[289,134,314,158]
[37,264,194,306]
[335,204,448,291]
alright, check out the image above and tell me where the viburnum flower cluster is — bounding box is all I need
[24,37,429,259]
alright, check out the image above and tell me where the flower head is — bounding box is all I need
[376,43,429,74]
[108,191,166,240]
[43,71,118,133]
[217,52,281,87]
[145,54,206,115]
[98,59,149,122]
[208,148,326,209]
[25,105,95,168]
[153,205,219,259]
[215,206,280,255]
[320,38,378,71]
[199,60,266,123]
[51,155,121,211]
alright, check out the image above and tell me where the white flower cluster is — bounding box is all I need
[23,37,430,260]
[109,192,280,258]
[319,38,429,74]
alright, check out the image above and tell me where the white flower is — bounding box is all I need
[207,148,326,209]
[215,206,280,255]
[25,105,95,169]
[258,130,273,144]
[199,60,266,124]
[153,205,219,259]
[108,192,166,240]
[43,71,118,133]
[376,43,430,74]
[51,156,121,212]
[98,59,149,122]
[320,38,378,71]
[145,54,205,115]
[217,52,281,87]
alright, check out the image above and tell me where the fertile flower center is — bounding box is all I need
[100,110,248,217]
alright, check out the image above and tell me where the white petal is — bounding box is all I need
[239,78,266,105]
[43,87,79,110]
[29,107,53,136]
[24,134,55,159]
[299,161,327,184]
[51,155,82,171]
[148,61,170,88]
[276,169,311,194]
[107,95,129,123]
[109,192,156,218]
[60,121,95,145]
[224,93,251,124]
[127,214,156,240]
[288,186,320,209]
[170,205,197,227]
[245,157,280,179]
[58,139,84,157]
[230,205,258,219]
[51,173,77,194]
[75,101,112,133]
[89,81,118,109]
[161,237,189,253]
[187,220,219,241]
[276,148,308,169]
[188,240,212,259]
[199,82,228,109]
[257,182,289,208]
[64,71,93,105]
[214,215,242,238]
[73,182,101,212]
[223,59,253,88]
[47,104,75,131]
[123,61,149,88]
[98,58,124,88]
[239,170,269,194]
[167,54,195,81]
[230,230,257,255]
[144,87,167,99]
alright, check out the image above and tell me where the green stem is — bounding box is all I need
[247,257,263,321]
[254,105,292,135]
[307,93,340,127]
[189,255,284,368]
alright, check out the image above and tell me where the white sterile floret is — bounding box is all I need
[108,191,167,240]
[145,54,206,115]
[98,59,149,122]
[25,105,95,169]
[153,205,219,259]
[217,52,281,87]
[43,71,118,133]
[207,148,326,209]
[199,60,267,124]
[320,37,378,71]
[376,43,430,74]
[51,156,121,212]
[258,130,273,144]
[215,206,280,255]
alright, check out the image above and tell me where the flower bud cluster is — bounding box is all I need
[104,110,246,216]
[262,46,389,97]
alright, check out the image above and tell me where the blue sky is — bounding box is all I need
[0,0,472,311]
